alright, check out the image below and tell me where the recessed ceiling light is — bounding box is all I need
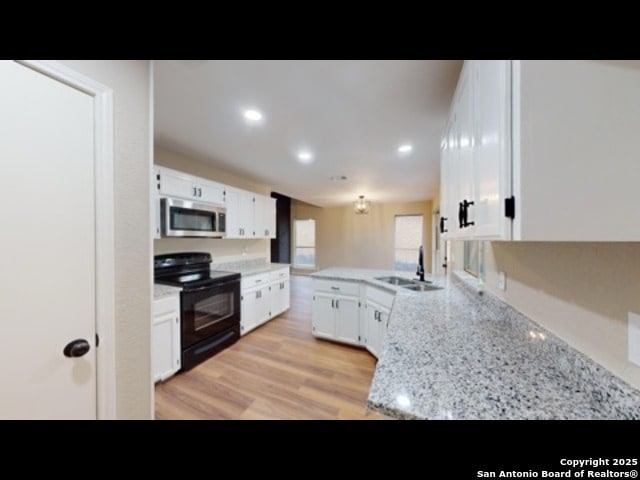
[243,109,263,122]
[297,151,314,164]
[398,144,413,153]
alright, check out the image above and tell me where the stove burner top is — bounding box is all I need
[156,270,240,289]
[154,252,240,289]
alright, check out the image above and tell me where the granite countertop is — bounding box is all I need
[311,267,437,294]
[215,261,290,277]
[153,284,182,300]
[312,267,640,419]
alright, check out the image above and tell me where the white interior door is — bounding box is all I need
[0,61,97,419]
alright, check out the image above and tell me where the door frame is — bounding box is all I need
[18,60,116,419]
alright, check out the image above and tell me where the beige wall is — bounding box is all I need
[292,199,433,272]
[61,60,152,419]
[449,240,640,389]
[154,147,271,263]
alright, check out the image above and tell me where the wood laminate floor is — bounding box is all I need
[155,275,380,420]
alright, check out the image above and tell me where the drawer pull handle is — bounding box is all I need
[331,286,340,291]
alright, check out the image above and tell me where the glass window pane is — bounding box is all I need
[294,219,315,267]
[464,241,479,277]
[394,215,423,271]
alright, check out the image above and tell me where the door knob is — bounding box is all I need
[63,339,91,358]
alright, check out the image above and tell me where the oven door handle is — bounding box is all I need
[185,285,219,293]
[185,279,239,293]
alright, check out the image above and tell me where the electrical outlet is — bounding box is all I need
[498,271,506,291]
[629,312,640,366]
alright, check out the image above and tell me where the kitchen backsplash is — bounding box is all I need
[211,256,268,272]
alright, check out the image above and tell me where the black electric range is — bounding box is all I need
[154,252,241,370]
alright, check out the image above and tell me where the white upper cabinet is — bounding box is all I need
[197,177,225,205]
[152,167,161,239]
[470,60,511,239]
[225,187,254,238]
[440,117,458,238]
[440,60,640,241]
[154,166,277,240]
[225,188,274,239]
[157,166,225,205]
[254,195,276,239]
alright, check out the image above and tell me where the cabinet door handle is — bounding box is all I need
[463,200,475,227]
[335,299,339,309]
[458,202,465,229]
[331,299,335,308]
[198,187,202,197]
[193,186,198,197]
[330,286,340,291]
[440,216,448,233]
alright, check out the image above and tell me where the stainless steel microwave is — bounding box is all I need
[161,197,226,238]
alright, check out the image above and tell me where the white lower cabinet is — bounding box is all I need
[311,279,361,347]
[363,286,394,358]
[270,278,290,318]
[152,294,181,382]
[334,296,360,345]
[241,267,291,335]
[241,285,270,334]
[312,293,360,345]
[312,293,336,338]
[364,300,390,358]
[312,280,395,359]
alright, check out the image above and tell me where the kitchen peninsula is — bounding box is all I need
[311,268,640,420]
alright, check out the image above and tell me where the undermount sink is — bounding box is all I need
[401,283,442,292]
[374,276,441,293]
[374,276,415,286]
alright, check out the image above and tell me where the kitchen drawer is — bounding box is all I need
[241,272,271,290]
[313,278,360,297]
[153,294,179,318]
[270,266,290,281]
[366,286,395,310]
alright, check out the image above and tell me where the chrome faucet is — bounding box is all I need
[416,245,425,282]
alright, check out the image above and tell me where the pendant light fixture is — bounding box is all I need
[354,195,371,214]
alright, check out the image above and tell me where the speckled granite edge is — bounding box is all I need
[449,271,640,416]
[212,258,290,277]
[212,257,268,272]
[153,284,182,300]
[366,270,640,420]
[310,268,414,294]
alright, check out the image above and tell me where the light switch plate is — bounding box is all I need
[629,312,640,366]
[498,271,506,291]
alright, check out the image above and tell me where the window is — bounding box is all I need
[294,219,316,268]
[463,241,479,277]
[463,241,484,278]
[394,215,423,271]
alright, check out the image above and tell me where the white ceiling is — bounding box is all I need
[154,60,462,207]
